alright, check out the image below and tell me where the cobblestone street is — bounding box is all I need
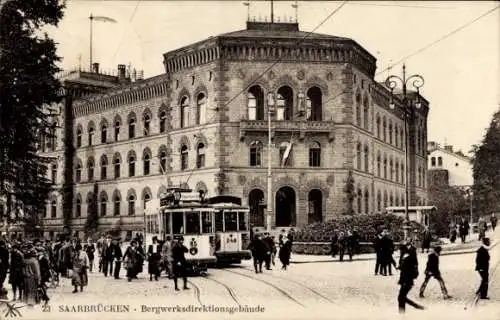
[13,231,499,320]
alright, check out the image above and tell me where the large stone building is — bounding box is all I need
[39,20,429,239]
[427,141,473,187]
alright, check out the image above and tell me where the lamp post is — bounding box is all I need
[467,188,473,225]
[266,93,275,232]
[385,64,424,241]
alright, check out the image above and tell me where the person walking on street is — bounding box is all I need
[161,236,173,278]
[491,214,497,231]
[475,237,490,300]
[263,234,274,270]
[421,227,432,253]
[478,217,487,241]
[102,236,114,277]
[9,243,25,301]
[248,234,266,273]
[397,241,424,313]
[123,240,139,282]
[373,232,383,275]
[147,236,162,281]
[84,238,95,272]
[459,218,469,243]
[71,244,89,293]
[111,238,123,279]
[172,236,189,291]
[419,246,452,299]
[0,240,10,294]
[279,235,292,270]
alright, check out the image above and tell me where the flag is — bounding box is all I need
[281,141,293,167]
[243,2,249,6]
[91,15,117,23]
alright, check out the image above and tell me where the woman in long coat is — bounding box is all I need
[123,241,139,282]
[23,249,41,306]
[9,243,25,300]
[71,244,89,293]
[279,236,292,270]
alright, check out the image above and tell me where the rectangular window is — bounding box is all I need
[250,148,261,166]
[238,211,247,231]
[114,202,120,216]
[100,202,106,216]
[196,154,205,169]
[101,166,107,180]
[202,212,213,233]
[431,157,436,167]
[309,149,320,167]
[224,211,238,231]
[438,157,443,166]
[185,211,200,234]
[248,99,256,120]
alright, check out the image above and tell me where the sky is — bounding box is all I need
[46,0,500,154]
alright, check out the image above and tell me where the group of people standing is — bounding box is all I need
[330,230,360,262]
[248,232,293,273]
[373,230,397,276]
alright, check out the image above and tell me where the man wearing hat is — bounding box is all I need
[475,237,490,299]
[419,246,452,299]
[171,236,189,291]
[397,240,424,313]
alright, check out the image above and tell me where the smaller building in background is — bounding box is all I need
[427,141,473,187]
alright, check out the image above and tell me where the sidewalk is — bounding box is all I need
[291,228,499,264]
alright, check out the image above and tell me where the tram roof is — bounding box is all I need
[160,202,249,210]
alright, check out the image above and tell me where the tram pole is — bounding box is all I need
[266,93,274,232]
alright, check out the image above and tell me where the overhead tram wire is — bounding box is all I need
[319,4,500,109]
[179,1,350,189]
[111,0,142,64]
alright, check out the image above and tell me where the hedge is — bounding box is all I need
[293,214,425,245]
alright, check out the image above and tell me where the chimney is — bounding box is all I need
[117,64,126,79]
[444,145,453,152]
[131,69,137,82]
[137,70,144,81]
[92,62,99,73]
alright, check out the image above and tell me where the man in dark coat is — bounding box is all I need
[147,236,162,281]
[373,232,383,275]
[103,236,114,277]
[419,246,451,299]
[0,240,10,292]
[421,228,432,253]
[380,231,396,276]
[397,241,424,313]
[172,236,189,291]
[111,238,123,279]
[490,214,497,231]
[262,234,275,270]
[475,237,490,299]
[248,234,267,273]
[459,218,469,243]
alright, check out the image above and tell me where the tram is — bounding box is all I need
[156,188,251,272]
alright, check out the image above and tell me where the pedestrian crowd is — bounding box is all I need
[248,231,293,273]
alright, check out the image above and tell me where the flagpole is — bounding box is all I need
[89,14,93,70]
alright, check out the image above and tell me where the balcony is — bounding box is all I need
[239,120,335,141]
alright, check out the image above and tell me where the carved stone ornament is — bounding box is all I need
[327,175,335,186]
[238,69,246,80]
[268,70,276,80]
[326,72,334,81]
[297,70,305,81]
[238,175,247,185]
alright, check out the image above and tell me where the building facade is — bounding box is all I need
[427,141,472,187]
[39,21,429,239]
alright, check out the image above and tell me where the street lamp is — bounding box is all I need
[467,188,473,225]
[385,64,424,241]
[266,92,275,232]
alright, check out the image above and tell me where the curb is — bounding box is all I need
[290,239,499,265]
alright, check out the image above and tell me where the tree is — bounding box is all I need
[427,183,468,237]
[472,108,500,217]
[0,0,65,225]
[344,170,355,215]
[85,183,100,237]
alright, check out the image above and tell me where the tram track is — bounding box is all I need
[187,280,203,307]
[236,267,335,304]
[202,276,241,306]
[219,269,304,307]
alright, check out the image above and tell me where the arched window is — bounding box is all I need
[75,161,82,182]
[400,128,404,149]
[355,93,362,126]
[356,143,362,170]
[143,192,151,210]
[159,111,167,133]
[75,195,81,217]
[377,152,381,177]
[128,152,136,177]
[395,160,400,183]
[363,96,369,130]
[51,164,57,184]
[383,155,387,179]
[395,125,399,147]
[401,163,405,183]
[180,96,189,128]
[128,194,135,216]
[276,86,293,121]
[389,158,394,181]
[376,115,380,138]
[48,122,57,151]
[390,193,394,206]
[101,122,107,143]
[100,193,107,216]
[114,156,121,178]
[377,190,381,212]
[196,143,205,168]
[389,120,393,145]
[143,151,151,175]
[113,192,121,216]
[76,127,82,147]
[309,141,321,167]
[357,188,362,214]
[382,117,387,141]
[181,145,188,171]
[438,156,443,166]
[383,190,388,208]
[364,188,370,214]
[306,87,322,121]
[431,157,436,167]
[418,167,422,187]
[364,145,369,172]
[114,119,120,141]
[49,199,56,217]
[247,86,264,121]
[159,149,167,173]
[143,114,151,136]
[279,142,293,167]
[87,157,95,181]
[128,116,136,139]
[88,126,95,146]
[100,156,108,180]
[249,141,262,167]
[196,93,207,125]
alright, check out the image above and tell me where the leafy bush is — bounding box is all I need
[294,214,425,244]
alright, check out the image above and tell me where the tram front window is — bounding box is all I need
[238,211,248,231]
[215,211,223,232]
[185,211,200,234]
[202,211,213,233]
[172,212,184,234]
[224,211,238,231]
